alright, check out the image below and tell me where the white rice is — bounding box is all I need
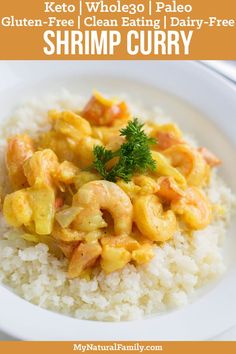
[0,91,235,321]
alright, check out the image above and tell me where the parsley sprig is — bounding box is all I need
[92,118,157,182]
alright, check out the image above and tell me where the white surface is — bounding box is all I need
[0,61,236,341]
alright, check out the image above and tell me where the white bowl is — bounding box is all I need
[0,61,236,341]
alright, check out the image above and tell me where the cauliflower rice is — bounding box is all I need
[0,91,235,321]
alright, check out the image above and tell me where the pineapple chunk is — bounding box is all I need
[132,245,154,265]
[3,186,55,236]
[28,186,55,235]
[116,180,140,201]
[54,161,79,185]
[74,171,100,189]
[3,190,32,227]
[101,235,140,252]
[101,245,131,274]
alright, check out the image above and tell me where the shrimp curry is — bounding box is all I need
[2,92,221,278]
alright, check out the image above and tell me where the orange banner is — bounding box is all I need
[0,0,235,59]
[1,341,236,354]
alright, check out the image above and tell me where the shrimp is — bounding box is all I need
[148,123,183,151]
[81,92,130,126]
[133,194,177,242]
[72,180,133,235]
[75,136,103,169]
[38,131,77,163]
[171,187,212,230]
[156,176,185,201]
[198,147,221,167]
[154,131,183,150]
[58,241,79,259]
[6,134,34,188]
[68,242,102,278]
[23,149,59,188]
[49,110,92,140]
[147,122,182,138]
[163,144,209,187]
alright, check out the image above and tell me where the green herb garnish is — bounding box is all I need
[92,118,157,182]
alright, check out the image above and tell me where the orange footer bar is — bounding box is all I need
[1,341,236,354]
